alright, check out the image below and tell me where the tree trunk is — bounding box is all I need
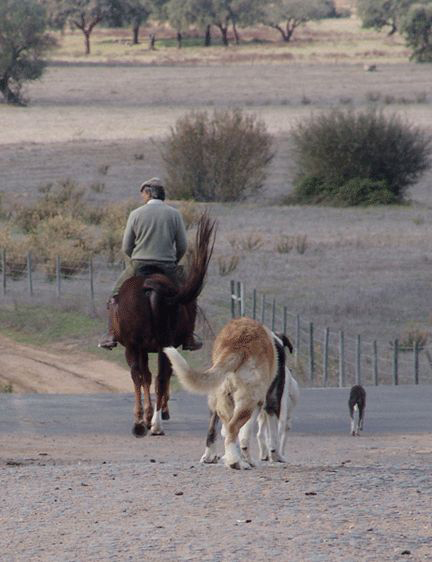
[217,25,229,46]
[232,21,240,45]
[176,32,182,49]
[84,30,91,54]
[0,77,23,105]
[133,24,140,45]
[204,25,212,47]
[148,33,156,50]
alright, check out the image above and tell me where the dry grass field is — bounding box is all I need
[1,16,432,362]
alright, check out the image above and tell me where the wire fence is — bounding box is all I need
[1,251,430,388]
[0,250,124,311]
[230,280,431,388]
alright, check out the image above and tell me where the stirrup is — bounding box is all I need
[98,335,117,350]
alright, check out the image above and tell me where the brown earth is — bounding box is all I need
[0,333,130,393]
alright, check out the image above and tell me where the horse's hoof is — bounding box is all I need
[133,423,147,437]
[161,411,170,421]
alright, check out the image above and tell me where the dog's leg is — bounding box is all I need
[278,371,298,460]
[239,407,259,467]
[349,404,356,436]
[257,410,269,461]
[200,410,220,464]
[266,413,285,463]
[358,404,364,433]
[223,403,253,470]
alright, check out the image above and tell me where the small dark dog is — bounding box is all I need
[348,385,366,436]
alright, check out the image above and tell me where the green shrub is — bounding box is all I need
[293,177,397,207]
[334,178,397,206]
[291,108,431,205]
[161,109,273,202]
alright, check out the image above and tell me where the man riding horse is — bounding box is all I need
[98,177,202,352]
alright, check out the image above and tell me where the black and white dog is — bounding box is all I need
[348,384,366,436]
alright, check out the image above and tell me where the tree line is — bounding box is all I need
[1,0,432,106]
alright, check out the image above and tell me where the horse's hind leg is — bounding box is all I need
[126,349,147,438]
[161,392,170,421]
[140,352,153,429]
[151,351,171,435]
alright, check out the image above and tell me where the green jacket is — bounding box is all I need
[122,199,187,263]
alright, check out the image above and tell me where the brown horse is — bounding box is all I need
[112,212,216,437]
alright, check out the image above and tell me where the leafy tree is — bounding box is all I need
[402,3,432,61]
[166,0,195,47]
[0,0,56,105]
[124,1,152,44]
[226,0,265,44]
[59,0,111,55]
[264,0,334,42]
[357,0,418,35]
[37,0,69,31]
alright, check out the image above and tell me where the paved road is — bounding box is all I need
[1,385,430,438]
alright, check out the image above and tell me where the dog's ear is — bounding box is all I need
[275,332,293,354]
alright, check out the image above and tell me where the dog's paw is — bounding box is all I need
[226,459,252,470]
[200,452,219,464]
[270,450,287,464]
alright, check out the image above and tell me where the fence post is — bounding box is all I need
[89,257,95,304]
[373,340,378,386]
[56,256,61,297]
[414,342,419,384]
[295,314,300,367]
[393,339,399,385]
[355,335,361,385]
[271,298,276,331]
[261,294,266,324]
[236,281,244,317]
[1,249,5,296]
[323,327,329,387]
[252,289,257,320]
[309,322,315,383]
[338,330,345,387]
[230,280,235,318]
[27,251,33,296]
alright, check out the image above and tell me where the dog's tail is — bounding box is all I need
[163,347,235,394]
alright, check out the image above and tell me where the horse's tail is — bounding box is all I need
[171,211,216,306]
[163,346,232,394]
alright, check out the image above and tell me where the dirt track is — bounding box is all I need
[0,334,130,393]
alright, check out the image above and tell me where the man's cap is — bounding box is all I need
[140,177,164,192]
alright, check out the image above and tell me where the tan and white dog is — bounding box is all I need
[164,316,298,469]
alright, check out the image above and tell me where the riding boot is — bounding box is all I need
[182,299,203,351]
[98,296,119,350]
